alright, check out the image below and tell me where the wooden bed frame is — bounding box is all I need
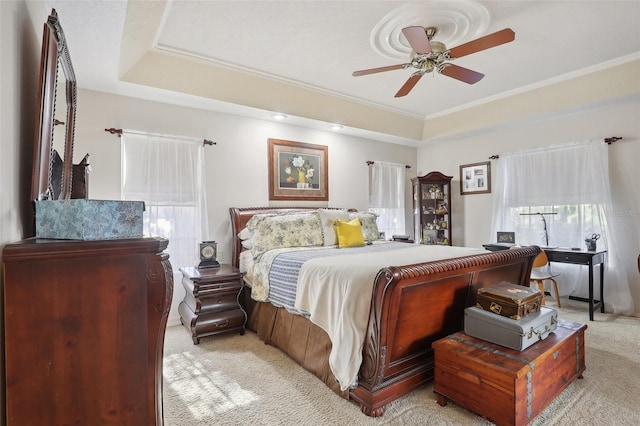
[230,207,540,416]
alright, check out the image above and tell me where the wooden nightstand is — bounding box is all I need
[179,264,246,344]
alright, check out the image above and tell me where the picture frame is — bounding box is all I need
[497,231,516,244]
[268,138,328,201]
[460,161,491,195]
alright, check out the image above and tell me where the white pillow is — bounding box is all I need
[317,209,350,246]
[238,227,253,241]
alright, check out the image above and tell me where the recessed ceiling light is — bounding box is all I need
[271,113,287,121]
[330,124,343,131]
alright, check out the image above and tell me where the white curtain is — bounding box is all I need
[121,132,209,271]
[369,161,406,238]
[491,139,633,314]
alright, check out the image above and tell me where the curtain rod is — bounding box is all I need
[604,136,622,145]
[489,136,622,158]
[366,160,411,169]
[104,128,216,146]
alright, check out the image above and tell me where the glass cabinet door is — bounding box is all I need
[412,172,453,245]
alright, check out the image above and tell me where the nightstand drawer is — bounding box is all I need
[182,276,241,297]
[199,290,241,314]
[182,309,246,342]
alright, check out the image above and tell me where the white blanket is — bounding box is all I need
[294,245,486,391]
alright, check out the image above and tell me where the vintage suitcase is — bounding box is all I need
[464,306,557,351]
[433,320,587,426]
[476,281,542,319]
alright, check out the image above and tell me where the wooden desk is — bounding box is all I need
[482,244,606,321]
[545,248,606,321]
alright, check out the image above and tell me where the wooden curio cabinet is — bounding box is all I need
[412,171,453,245]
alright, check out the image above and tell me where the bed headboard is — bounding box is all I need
[229,207,353,268]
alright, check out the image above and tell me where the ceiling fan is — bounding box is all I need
[353,26,515,97]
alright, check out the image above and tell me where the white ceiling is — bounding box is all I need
[32,1,640,145]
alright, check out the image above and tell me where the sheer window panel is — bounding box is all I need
[491,140,632,315]
[369,162,406,238]
[121,133,209,271]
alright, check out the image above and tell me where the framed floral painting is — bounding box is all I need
[268,138,328,201]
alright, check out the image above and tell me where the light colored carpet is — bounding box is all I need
[162,299,640,425]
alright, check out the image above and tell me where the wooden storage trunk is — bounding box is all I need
[477,281,542,319]
[433,320,587,426]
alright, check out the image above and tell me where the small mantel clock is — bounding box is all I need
[198,241,220,269]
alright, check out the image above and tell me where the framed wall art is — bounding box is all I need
[268,138,328,201]
[460,161,491,195]
[497,231,516,244]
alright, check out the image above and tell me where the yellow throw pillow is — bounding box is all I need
[334,218,365,248]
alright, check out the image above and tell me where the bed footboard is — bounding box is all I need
[350,245,541,416]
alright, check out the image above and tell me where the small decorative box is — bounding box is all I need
[35,199,144,240]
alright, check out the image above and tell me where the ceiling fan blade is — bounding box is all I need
[447,28,515,59]
[394,73,423,97]
[439,64,484,84]
[402,26,432,54]
[352,63,408,77]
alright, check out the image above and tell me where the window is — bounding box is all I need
[369,162,406,238]
[509,204,605,249]
[121,132,209,270]
[491,140,632,314]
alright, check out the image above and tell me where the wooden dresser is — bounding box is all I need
[179,265,246,344]
[2,237,173,426]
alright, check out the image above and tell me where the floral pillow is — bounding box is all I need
[349,212,380,241]
[251,212,323,259]
[245,213,277,232]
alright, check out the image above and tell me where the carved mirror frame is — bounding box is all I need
[31,8,77,201]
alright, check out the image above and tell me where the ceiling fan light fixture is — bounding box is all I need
[353,26,515,97]
[424,26,438,40]
[429,41,446,54]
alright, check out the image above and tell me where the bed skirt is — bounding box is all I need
[245,295,349,399]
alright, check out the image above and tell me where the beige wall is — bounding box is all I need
[0,0,40,246]
[1,0,42,421]
[74,88,418,324]
[3,0,639,334]
[417,97,640,315]
[75,89,418,255]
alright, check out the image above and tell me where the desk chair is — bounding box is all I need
[530,251,561,308]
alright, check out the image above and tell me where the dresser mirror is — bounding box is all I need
[31,8,77,201]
